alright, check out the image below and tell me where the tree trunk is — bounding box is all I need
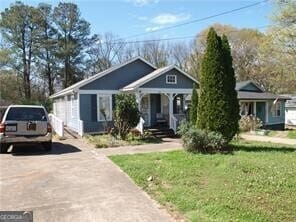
[21,31,31,100]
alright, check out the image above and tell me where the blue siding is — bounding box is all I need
[142,69,194,89]
[83,121,114,133]
[80,94,115,133]
[239,83,262,92]
[267,100,285,125]
[80,94,92,122]
[81,59,155,90]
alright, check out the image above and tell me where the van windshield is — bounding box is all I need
[6,107,47,121]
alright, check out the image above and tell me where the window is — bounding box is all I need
[271,101,281,117]
[97,95,112,121]
[6,107,47,121]
[166,75,177,84]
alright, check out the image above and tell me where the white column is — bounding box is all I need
[254,102,256,116]
[265,101,269,123]
[165,93,176,129]
[135,92,142,111]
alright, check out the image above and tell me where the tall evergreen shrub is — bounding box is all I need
[197,28,239,142]
[189,83,198,124]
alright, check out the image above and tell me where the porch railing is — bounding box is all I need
[136,117,145,135]
[169,115,178,134]
[48,114,64,137]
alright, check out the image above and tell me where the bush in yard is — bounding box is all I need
[189,83,198,125]
[196,28,239,143]
[113,94,140,140]
[239,115,263,132]
[179,122,226,153]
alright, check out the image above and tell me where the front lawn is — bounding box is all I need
[287,130,296,139]
[110,140,296,222]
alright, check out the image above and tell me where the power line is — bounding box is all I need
[110,25,270,45]
[118,0,269,41]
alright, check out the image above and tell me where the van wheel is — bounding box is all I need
[43,142,52,151]
[0,144,9,153]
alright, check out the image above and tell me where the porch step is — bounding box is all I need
[148,128,175,138]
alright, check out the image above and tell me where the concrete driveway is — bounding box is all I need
[0,140,173,222]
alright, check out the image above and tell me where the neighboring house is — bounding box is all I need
[284,96,296,127]
[50,57,198,135]
[236,81,289,130]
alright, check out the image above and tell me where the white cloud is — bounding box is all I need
[151,13,190,25]
[145,26,163,32]
[128,0,159,7]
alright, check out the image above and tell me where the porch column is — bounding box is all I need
[135,92,143,111]
[165,93,176,129]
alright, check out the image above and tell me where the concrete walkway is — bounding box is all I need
[241,133,296,145]
[0,138,178,222]
[90,138,182,156]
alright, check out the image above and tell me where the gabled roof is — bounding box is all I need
[121,65,199,91]
[236,80,289,100]
[49,56,157,99]
[237,91,289,100]
[235,80,264,92]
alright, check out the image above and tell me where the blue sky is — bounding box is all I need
[0,0,273,41]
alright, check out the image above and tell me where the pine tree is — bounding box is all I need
[189,83,198,124]
[221,35,240,141]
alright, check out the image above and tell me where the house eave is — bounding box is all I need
[49,89,76,99]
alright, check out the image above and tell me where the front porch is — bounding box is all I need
[240,101,268,124]
[135,90,192,133]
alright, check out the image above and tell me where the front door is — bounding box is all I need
[140,95,150,127]
[256,102,266,123]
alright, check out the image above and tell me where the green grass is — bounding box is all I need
[287,130,296,139]
[110,140,296,222]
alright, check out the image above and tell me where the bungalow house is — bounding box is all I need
[50,57,198,136]
[50,57,288,136]
[236,81,289,130]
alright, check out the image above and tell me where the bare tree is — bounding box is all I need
[87,33,125,74]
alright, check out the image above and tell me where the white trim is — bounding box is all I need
[140,94,151,127]
[77,93,81,120]
[97,94,113,122]
[166,74,177,84]
[271,101,281,117]
[253,102,256,116]
[139,88,192,94]
[50,56,156,99]
[79,90,119,94]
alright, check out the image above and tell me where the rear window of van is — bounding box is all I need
[6,107,47,121]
